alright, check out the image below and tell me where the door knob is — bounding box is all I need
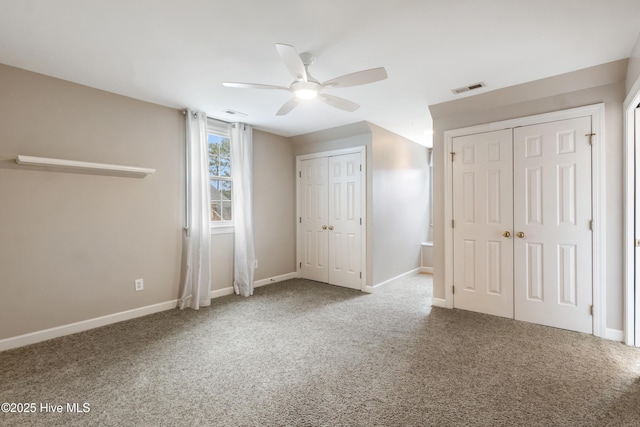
[328,226,334,230]
[322,225,327,230]
[516,231,525,238]
[502,231,511,238]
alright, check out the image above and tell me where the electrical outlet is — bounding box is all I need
[134,278,144,291]
[254,259,258,268]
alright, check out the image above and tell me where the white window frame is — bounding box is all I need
[207,118,234,235]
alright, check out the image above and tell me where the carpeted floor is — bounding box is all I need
[1,274,640,426]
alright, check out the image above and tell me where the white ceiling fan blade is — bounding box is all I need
[223,82,289,91]
[276,97,300,116]
[275,43,307,82]
[322,67,387,89]
[319,94,360,112]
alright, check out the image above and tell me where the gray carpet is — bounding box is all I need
[1,275,640,426]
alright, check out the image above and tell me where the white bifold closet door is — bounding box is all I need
[299,152,363,289]
[513,117,592,334]
[452,116,593,334]
[452,129,514,318]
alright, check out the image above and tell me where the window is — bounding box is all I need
[207,119,232,226]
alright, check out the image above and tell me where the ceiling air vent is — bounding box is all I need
[451,82,486,95]
[224,109,248,117]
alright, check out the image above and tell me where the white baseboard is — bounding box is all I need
[0,299,178,353]
[254,272,298,288]
[373,268,422,289]
[431,298,447,308]
[1,272,301,352]
[210,272,298,299]
[419,267,433,274]
[210,287,234,299]
[363,286,374,293]
[605,328,624,342]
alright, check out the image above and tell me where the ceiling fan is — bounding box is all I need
[223,43,388,116]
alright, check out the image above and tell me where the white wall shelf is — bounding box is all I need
[15,155,156,178]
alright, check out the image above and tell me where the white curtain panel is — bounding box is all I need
[230,123,256,297]
[179,110,212,309]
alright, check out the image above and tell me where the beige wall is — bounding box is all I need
[253,130,296,281]
[209,129,296,292]
[291,122,428,286]
[627,33,640,94]
[0,64,184,339]
[369,124,429,284]
[429,59,627,331]
[0,64,298,341]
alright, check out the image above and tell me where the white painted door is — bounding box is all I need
[299,152,363,289]
[452,129,514,318]
[328,153,362,289]
[300,157,329,283]
[513,117,593,334]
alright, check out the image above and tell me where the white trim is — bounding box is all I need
[373,268,422,289]
[431,298,447,308]
[210,224,234,235]
[444,104,606,337]
[0,272,299,353]
[605,328,624,342]
[623,81,640,346]
[0,300,177,352]
[296,146,366,161]
[296,146,367,292]
[211,272,299,298]
[207,117,231,135]
[420,267,433,274]
[210,287,234,299]
[444,125,455,309]
[254,272,298,288]
[592,105,607,339]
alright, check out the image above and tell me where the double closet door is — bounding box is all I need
[452,116,593,334]
[298,152,363,290]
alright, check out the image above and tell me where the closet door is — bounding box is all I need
[513,117,593,334]
[300,157,329,283]
[452,129,514,318]
[328,153,362,289]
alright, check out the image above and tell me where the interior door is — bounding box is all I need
[328,153,362,289]
[513,116,593,334]
[452,129,514,318]
[300,157,329,283]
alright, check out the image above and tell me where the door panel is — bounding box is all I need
[328,153,362,289]
[300,158,329,282]
[452,129,514,318]
[513,117,592,334]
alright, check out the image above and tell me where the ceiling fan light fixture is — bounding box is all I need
[295,88,318,99]
[291,80,320,100]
